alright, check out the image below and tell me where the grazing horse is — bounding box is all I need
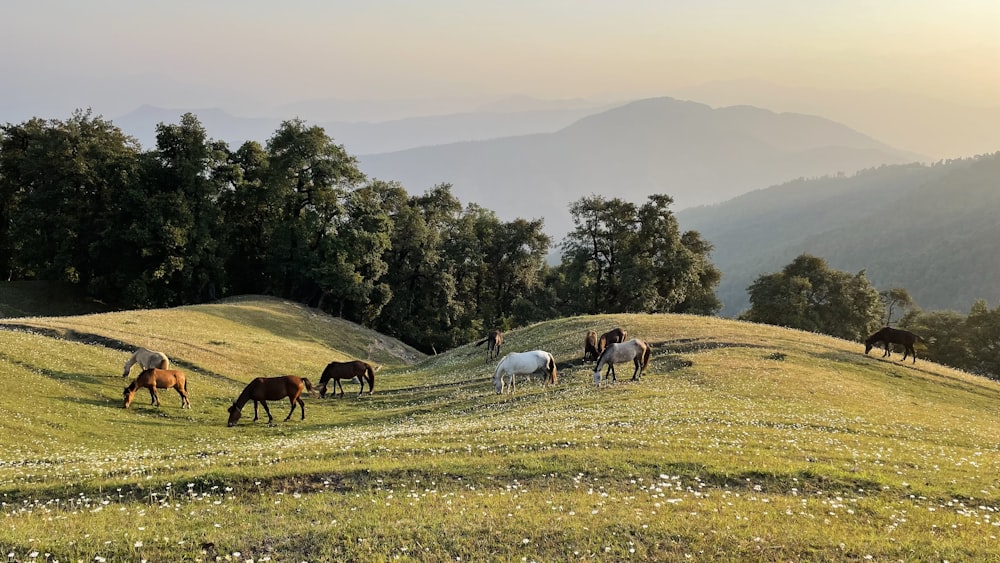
[475,330,504,363]
[122,347,170,377]
[865,327,923,364]
[318,360,377,398]
[593,338,651,387]
[123,368,190,409]
[597,328,628,356]
[227,375,314,426]
[583,330,600,362]
[493,350,558,394]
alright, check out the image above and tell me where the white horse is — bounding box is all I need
[593,338,651,387]
[493,350,558,394]
[122,347,170,377]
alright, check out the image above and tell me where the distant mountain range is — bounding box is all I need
[112,101,611,154]
[677,153,1000,317]
[357,97,923,238]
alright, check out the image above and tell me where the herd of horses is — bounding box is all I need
[117,324,924,425]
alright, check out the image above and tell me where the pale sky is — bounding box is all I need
[2,1,999,155]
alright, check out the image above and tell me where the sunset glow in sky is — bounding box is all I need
[3,1,998,156]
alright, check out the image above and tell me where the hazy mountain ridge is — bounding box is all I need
[359,97,921,238]
[112,100,611,154]
[678,153,1000,316]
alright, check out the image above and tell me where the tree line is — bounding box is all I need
[741,254,1000,379]
[0,111,721,353]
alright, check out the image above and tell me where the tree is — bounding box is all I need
[262,119,365,301]
[0,111,141,296]
[742,254,882,340]
[880,287,915,326]
[558,194,720,315]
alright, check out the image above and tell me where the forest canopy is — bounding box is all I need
[0,111,720,352]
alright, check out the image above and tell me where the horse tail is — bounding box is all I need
[547,353,558,385]
[641,343,652,371]
[365,365,376,392]
[474,337,488,347]
[301,377,314,392]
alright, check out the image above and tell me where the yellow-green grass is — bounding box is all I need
[2,302,1000,561]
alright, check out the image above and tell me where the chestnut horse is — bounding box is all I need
[123,368,190,409]
[583,330,600,362]
[122,347,170,377]
[227,375,313,426]
[593,338,651,387]
[865,327,923,364]
[318,360,377,398]
[597,328,628,356]
[475,330,504,363]
[493,350,558,394]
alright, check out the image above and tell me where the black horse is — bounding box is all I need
[864,327,923,364]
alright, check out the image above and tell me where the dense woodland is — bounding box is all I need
[4,110,1000,379]
[0,111,720,353]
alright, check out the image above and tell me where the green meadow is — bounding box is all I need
[1,296,999,561]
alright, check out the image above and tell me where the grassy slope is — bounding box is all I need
[1,302,999,561]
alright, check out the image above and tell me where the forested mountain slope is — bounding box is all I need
[359,97,918,239]
[678,153,1000,316]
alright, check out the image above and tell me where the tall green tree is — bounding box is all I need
[742,254,882,340]
[559,194,720,315]
[263,119,365,301]
[0,111,141,295]
[375,184,463,353]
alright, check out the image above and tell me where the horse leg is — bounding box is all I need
[336,379,345,398]
[150,386,161,407]
[253,400,260,421]
[357,375,364,397]
[632,358,640,381]
[176,385,190,408]
[260,401,274,424]
[285,397,297,421]
[297,397,306,420]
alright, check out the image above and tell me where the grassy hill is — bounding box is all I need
[1,298,999,560]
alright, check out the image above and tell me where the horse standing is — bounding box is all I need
[865,327,923,364]
[493,350,558,394]
[227,375,314,426]
[583,330,600,362]
[123,368,190,409]
[318,360,377,398]
[593,338,651,387]
[475,330,504,363]
[122,347,170,377]
[597,328,628,356]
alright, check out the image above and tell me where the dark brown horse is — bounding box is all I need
[227,375,313,426]
[583,330,600,362]
[865,327,923,364]
[475,330,504,363]
[318,360,376,398]
[123,368,190,409]
[597,327,628,356]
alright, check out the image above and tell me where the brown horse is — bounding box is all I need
[123,368,190,409]
[318,360,376,398]
[227,375,314,426]
[475,330,504,363]
[597,327,628,356]
[865,327,923,364]
[583,330,600,362]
